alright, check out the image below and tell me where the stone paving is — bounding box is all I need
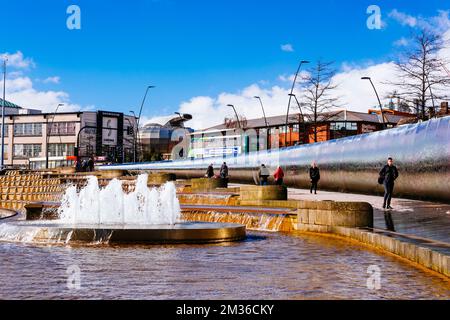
[230,183,450,244]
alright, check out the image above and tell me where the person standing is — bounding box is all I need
[220,162,229,182]
[379,157,399,210]
[258,164,270,186]
[273,166,285,186]
[309,162,321,194]
[206,164,215,178]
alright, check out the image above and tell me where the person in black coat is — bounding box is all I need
[379,157,399,210]
[206,164,215,179]
[309,162,321,194]
[220,162,229,183]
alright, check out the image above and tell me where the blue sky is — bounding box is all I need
[1,0,449,128]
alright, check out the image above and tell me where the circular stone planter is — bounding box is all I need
[239,185,288,201]
[191,178,228,192]
[99,170,126,179]
[147,173,177,185]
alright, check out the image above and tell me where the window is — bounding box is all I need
[0,124,8,137]
[330,122,358,131]
[13,144,42,158]
[48,143,75,157]
[279,126,289,134]
[14,123,42,136]
[2,144,7,160]
[292,124,300,133]
[48,122,77,136]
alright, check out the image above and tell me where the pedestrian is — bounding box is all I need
[88,157,95,172]
[273,166,284,186]
[379,157,399,210]
[309,162,321,194]
[206,164,215,179]
[81,159,88,172]
[75,158,82,172]
[220,162,229,181]
[258,164,270,186]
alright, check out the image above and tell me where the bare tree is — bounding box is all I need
[389,29,450,120]
[301,60,341,143]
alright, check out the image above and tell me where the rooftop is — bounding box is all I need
[206,109,413,131]
[0,98,22,109]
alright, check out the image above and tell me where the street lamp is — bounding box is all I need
[1,58,7,170]
[125,116,136,163]
[46,103,64,169]
[289,93,307,144]
[227,104,241,129]
[286,60,309,146]
[129,110,138,163]
[253,96,268,128]
[137,85,155,129]
[361,77,386,128]
[254,96,269,151]
[175,112,185,128]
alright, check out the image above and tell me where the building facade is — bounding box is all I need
[188,109,416,159]
[0,102,136,169]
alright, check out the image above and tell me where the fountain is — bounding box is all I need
[0,174,246,245]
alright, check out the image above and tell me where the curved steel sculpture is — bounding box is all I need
[101,116,450,203]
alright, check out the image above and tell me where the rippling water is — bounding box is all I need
[0,232,449,300]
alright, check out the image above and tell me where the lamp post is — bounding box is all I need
[175,112,185,128]
[125,117,136,163]
[46,103,64,169]
[129,110,138,163]
[227,104,241,129]
[253,96,269,151]
[253,96,268,128]
[137,85,155,129]
[1,58,7,170]
[361,77,386,128]
[289,93,306,144]
[286,60,309,147]
[135,86,155,162]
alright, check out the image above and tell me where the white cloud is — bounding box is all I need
[389,9,450,33]
[393,37,410,47]
[1,51,35,69]
[146,25,450,131]
[281,44,294,52]
[42,76,61,84]
[389,9,418,28]
[0,51,88,113]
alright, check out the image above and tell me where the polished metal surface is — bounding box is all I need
[103,116,450,203]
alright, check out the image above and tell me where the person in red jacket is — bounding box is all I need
[273,166,285,185]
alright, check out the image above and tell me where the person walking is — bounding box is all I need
[87,157,95,172]
[258,164,270,186]
[81,159,88,172]
[220,162,229,182]
[206,164,215,179]
[273,166,284,186]
[379,157,399,210]
[309,162,321,194]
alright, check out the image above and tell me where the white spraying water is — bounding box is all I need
[58,174,181,225]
